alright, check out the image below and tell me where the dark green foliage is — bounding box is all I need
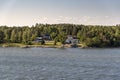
[0,23,120,47]
[40,40,45,45]
[0,30,4,43]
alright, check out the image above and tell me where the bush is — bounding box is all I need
[40,40,45,45]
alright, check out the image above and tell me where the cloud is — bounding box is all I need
[43,17,48,22]
[0,11,118,26]
[38,16,114,25]
[54,16,75,23]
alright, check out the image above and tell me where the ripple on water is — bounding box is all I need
[0,48,120,80]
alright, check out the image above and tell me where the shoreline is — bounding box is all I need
[0,43,84,48]
[0,43,67,48]
[1,43,120,49]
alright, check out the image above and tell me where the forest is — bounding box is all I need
[0,23,120,47]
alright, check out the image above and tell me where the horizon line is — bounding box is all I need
[0,23,119,27]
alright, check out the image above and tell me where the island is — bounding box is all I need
[0,23,120,48]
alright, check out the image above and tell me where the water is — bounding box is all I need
[0,47,120,80]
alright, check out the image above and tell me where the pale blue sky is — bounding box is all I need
[0,0,120,26]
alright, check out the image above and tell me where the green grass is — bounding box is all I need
[0,41,83,48]
[0,41,61,48]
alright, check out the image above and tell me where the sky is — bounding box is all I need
[0,0,120,26]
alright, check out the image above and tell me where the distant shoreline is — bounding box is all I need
[0,43,72,48]
[1,43,120,49]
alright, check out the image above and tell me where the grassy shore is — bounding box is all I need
[0,41,85,48]
[0,43,60,48]
[0,41,63,48]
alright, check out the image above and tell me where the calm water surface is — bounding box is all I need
[0,47,120,80]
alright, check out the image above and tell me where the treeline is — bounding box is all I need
[0,23,120,47]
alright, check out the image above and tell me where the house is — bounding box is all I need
[72,36,79,45]
[34,37,44,42]
[34,33,51,42]
[65,35,79,45]
[41,34,51,40]
[34,37,45,45]
[65,35,73,44]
